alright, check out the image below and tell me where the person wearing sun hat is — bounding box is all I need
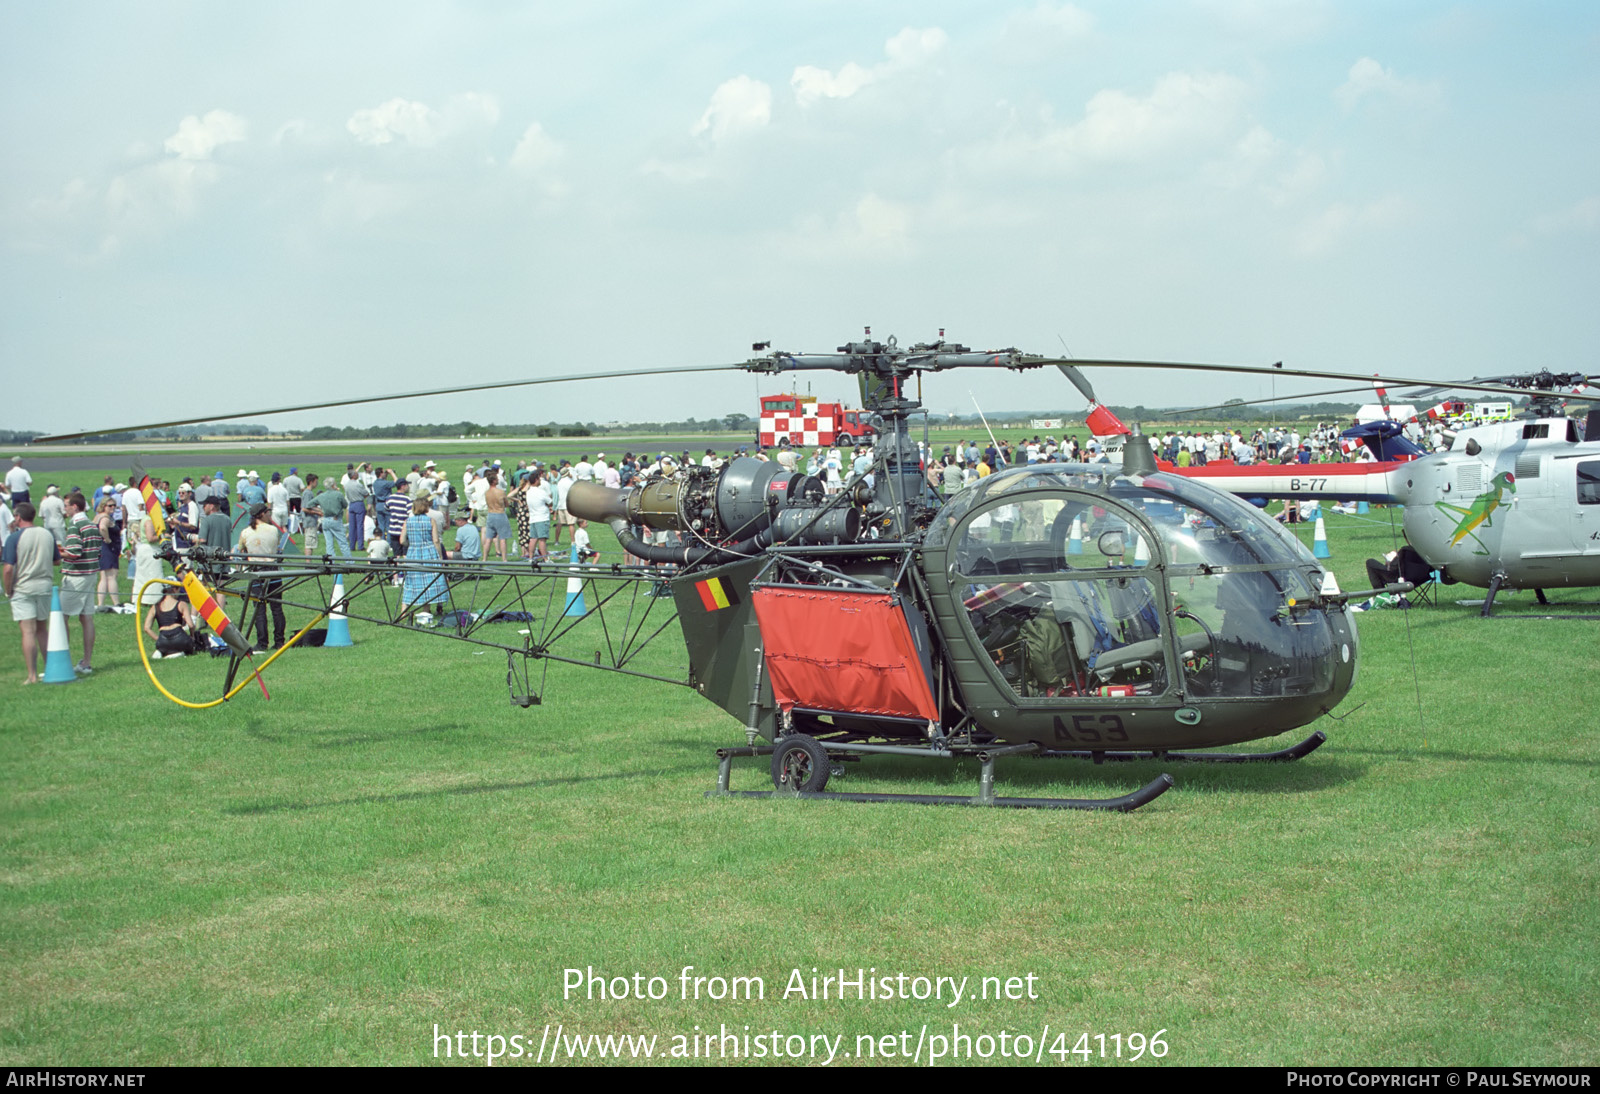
[6,456,33,507]
[38,485,66,547]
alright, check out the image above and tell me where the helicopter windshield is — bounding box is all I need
[935,466,1343,704]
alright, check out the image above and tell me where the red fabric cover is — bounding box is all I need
[751,586,939,721]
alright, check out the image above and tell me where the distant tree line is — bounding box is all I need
[299,421,599,440]
[941,401,1362,427]
[11,402,1373,449]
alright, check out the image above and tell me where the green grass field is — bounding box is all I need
[2,482,1596,1065]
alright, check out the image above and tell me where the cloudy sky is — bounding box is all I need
[3,1,1597,436]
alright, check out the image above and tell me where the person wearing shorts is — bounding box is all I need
[552,464,576,546]
[523,470,553,562]
[58,493,102,674]
[482,472,511,562]
[3,504,58,684]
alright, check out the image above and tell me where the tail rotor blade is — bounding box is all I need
[1055,364,1098,405]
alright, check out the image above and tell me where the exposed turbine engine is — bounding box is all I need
[567,456,860,563]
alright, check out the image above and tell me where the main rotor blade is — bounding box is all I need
[33,363,747,443]
[1158,385,1381,418]
[1014,356,1586,401]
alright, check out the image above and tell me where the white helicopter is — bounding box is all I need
[1396,387,1598,613]
[1052,362,1599,616]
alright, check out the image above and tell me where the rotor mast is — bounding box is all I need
[740,329,1034,536]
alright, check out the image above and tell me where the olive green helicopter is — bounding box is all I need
[40,332,1406,812]
[559,332,1372,811]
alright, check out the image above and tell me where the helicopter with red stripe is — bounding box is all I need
[1062,365,1599,616]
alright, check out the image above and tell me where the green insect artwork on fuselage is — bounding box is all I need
[1435,471,1516,555]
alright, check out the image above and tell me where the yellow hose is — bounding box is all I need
[135,577,328,709]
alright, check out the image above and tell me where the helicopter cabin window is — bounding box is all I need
[955,497,1167,699]
[1578,462,1600,505]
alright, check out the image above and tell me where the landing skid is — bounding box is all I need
[1041,730,1328,765]
[708,740,1174,812]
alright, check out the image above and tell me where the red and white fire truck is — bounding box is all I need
[757,393,877,447]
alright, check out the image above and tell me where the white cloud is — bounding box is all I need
[1197,126,1325,208]
[22,108,249,257]
[949,71,1262,209]
[1294,194,1411,255]
[792,26,948,107]
[777,193,913,259]
[273,119,310,145]
[882,27,948,69]
[990,70,1249,169]
[451,92,501,130]
[1336,58,1441,113]
[510,122,562,175]
[509,122,567,198]
[1200,123,1282,189]
[108,158,218,220]
[1073,72,1249,161]
[348,98,441,146]
[692,76,772,142]
[347,93,500,147]
[791,61,875,105]
[1264,150,1328,206]
[164,110,247,161]
[1530,196,1600,236]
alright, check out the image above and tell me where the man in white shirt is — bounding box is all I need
[525,472,554,561]
[466,469,489,527]
[6,456,33,506]
[552,465,575,546]
[122,482,148,548]
[38,486,67,547]
[267,474,292,550]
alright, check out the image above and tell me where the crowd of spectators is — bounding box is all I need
[4,418,1444,676]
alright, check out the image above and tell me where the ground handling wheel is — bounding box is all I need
[771,733,830,793]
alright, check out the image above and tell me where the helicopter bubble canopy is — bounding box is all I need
[925,465,1355,735]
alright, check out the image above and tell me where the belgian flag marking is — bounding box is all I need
[695,577,739,612]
